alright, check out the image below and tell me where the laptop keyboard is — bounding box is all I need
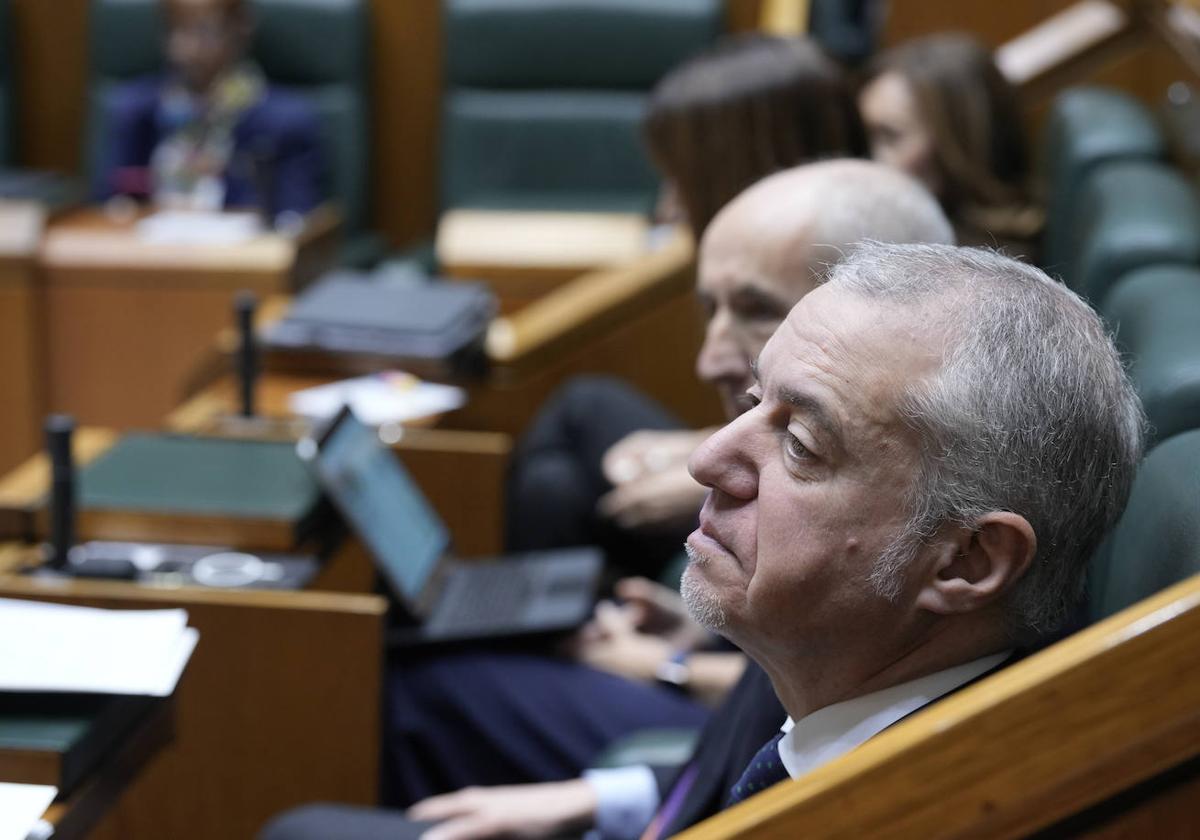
[437,564,536,627]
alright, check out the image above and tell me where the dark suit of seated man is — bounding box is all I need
[98,0,324,220]
[261,184,1146,839]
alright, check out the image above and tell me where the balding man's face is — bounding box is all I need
[695,212,822,420]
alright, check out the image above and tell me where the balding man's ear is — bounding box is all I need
[915,513,1036,615]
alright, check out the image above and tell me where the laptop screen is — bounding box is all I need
[309,410,450,601]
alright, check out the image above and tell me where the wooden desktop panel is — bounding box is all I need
[0,575,386,840]
[0,258,42,475]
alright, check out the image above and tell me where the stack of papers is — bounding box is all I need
[0,599,198,697]
[0,782,55,840]
[288,372,466,426]
[136,210,263,246]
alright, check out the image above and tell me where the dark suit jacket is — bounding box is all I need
[98,76,325,218]
[655,660,786,838]
[655,653,1022,838]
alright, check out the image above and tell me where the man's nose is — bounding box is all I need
[688,412,759,501]
[695,312,747,387]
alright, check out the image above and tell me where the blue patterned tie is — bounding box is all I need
[726,731,790,806]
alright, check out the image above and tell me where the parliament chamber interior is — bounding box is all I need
[0,0,1199,837]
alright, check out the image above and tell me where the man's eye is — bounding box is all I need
[737,392,761,413]
[785,432,812,463]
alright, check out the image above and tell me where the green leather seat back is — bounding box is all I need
[1041,87,1165,277]
[440,0,722,213]
[1088,429,1200,621]
[1102,265,1200,446]
[86,0,369,231]
[1065,160,1200,304]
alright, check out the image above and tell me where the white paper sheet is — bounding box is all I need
[0,783,56,840]
[0,599,198,697]
[288,372,467,426]
[136,210,263,246]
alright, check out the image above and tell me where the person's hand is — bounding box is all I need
[596,464,708,530]
[571,600,674,683]
[613,577,711,651]
[410,780,597,840]
[602,429,707,487]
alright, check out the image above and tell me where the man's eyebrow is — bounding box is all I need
[777,386,843,444]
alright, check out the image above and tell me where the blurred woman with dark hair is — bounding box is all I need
[644,34,864,236]
[858,33,1042,256]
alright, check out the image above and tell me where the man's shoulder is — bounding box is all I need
[109,76,166,116]
[246,87,321,137]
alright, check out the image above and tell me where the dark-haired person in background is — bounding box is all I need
[98,0,325,222]
[858,32,1043,258]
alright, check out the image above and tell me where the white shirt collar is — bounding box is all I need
[777,651,1011,779]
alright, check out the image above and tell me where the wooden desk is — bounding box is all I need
[0,201,49,476]
[437,209,652,312]
[38,207,338,431]
[0,550,386,840]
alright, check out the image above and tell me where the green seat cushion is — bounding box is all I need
[1041,86,1165,276]
[1067,160,1200,304]
[1088,429,1200,620]
[1102,265,1200,445]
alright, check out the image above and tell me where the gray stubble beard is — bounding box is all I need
[680,543,729,631]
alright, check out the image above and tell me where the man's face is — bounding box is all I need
[695,215,821,420]
[166,0,247,95]
[682,284,945,664]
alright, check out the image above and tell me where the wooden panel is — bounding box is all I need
[676,573,1200,840]
[0,201,47,475]
[0,574,386,840]
[368,0,443,247]
[11,0,90,172]
[37,209,320,430]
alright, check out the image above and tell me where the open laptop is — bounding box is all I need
[300,406,603,646]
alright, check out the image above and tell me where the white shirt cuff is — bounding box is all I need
[583,764,661,840]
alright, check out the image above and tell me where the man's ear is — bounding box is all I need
[915,512,1036,615]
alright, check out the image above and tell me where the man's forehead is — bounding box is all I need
[759,286,944,423]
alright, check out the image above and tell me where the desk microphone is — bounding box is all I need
[45,414,76,570]
[236,291,258,418]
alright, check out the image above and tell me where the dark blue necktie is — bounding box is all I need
[726,731,789,806]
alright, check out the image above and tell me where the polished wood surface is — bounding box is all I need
[677,573,1200,839]
[0,570,386,840]
[438,210,653,310]
[0,201,48,476]
[483,227,694,371]
[38,208,336,431]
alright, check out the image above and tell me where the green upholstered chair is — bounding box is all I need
[1088,429,1200,621]
[439,0,723,215]
[1102,265,1200,447]
[1064,160,1200,305]
[1040,87,1165,278]
[86,0,370,235]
